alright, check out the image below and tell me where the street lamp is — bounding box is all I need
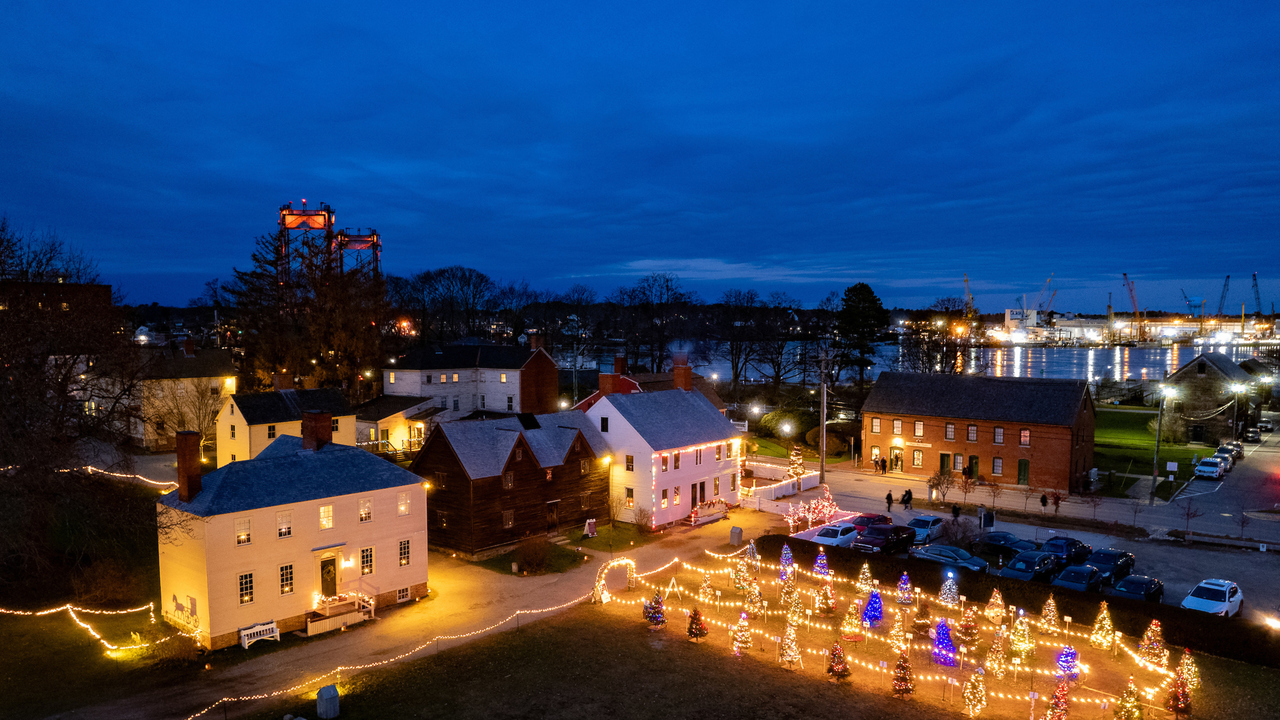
[1149,386,1177,506]
[1229,383,1247,440]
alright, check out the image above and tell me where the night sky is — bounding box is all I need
[3,2,1278,312]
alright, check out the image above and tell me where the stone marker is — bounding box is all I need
[317,684,339,719]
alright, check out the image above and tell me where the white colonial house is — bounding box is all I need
[158,419,429,650]
[214,388,356,468]
[382,342,559,421]
[583,388,742,529]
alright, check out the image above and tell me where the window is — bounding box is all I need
[661,489,668,508]
[381,428,390,443]
[359,499,372,523]
[912,449,923,467]
[674,487,680,505]
[230,424,236,440]
[238,573,253,605]
[332,418,339,432]
[673,452,681,470]
[440,373,447,383]
[397,587,410,602]
[1196,361,1206,375]
[580,459,589,473]
[155,419,165,432]
[625,488,634,508]
[870,445,880,460]
[360,547,374,575]
[966,424,977,442]
[397,492,410,516]
[369,428,377,441]
[545,469,553,481]
[515,447,523,461]
[992,457,1004,476]
[452,373,459,383]
[452,397,459,411]
[276,511,292,539]
[914,421,924,437]
[870,417,881,433]
[713,477,720,495]
[730,473,737,491]
[600,417,609,432]
[426,374,432,384]
[1019,429,1030,446]
[954,454,965,472]
[320,504,334,530]
[945,423,955,441]
[661,455,668,472]
[1017,458,1030,485]
[279,564,294,595]
[434,471,447,490]
[235,518,251,545]
[265,424,276,439]
[399,539,411,566]
[480,395,486,409]
[695,448,702,465]
[439,397,448,409]
[625,455,634,472]
[500,373,507,383]
[231,454,236,462]
[506,396,514,411]
[435,510,449,528]
[711,444,719,461]
[503,471,514,490]
[993,427,1004,444]
[892,419,902,435]
[389,372,395,384]
[503,510,514,529]
[581,492,591,510]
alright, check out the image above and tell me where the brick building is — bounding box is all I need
[861,372,1095,494]
[1163,352,1258,443]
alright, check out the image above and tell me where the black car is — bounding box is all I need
[971,531,1037,560]
[1086,549,1135,585]
[852,525,915,555]
[908,544,990,573]
[1041,537,1092,566]
[1052,564,1104,593]
[1109,575,1164,603]
[998,551,1060,583]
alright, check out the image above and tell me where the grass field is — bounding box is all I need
[568,521,667,554]
[750,437,851,463]
[1094,409,1208,483]
[476,542,595,575]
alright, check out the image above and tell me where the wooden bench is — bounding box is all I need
[239,620,280,648]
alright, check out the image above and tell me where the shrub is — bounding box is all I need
[803,427,849,454]
[515,536,552,573]
[72,558,145,605]
[146,624,199,667]
[633,506,653,533]
[937,518,979,548]
[757,409,819,440]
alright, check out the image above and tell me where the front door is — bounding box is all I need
[320,557,337,597]
[546,500,560,535]
[1017,459,1030,485]
[968,455,979,479]
[699,481,706,504]
[940,453,951,473]
[890,447,903,471]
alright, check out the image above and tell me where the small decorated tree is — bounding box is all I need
[734,556,750,591]
[813,547,830,577]
[816,579,836,616]
[779,623,801,668]
[892,650,915,699]
[1009,615,1035,660]
[896,572,914,605]
[933,619,957,666]
[1056,645,1079,680]
[1042,677,1071,720]
[787,445,805,483]
[1138,620,1169,669]
[940,572,960,606]
[687,607,708,642]
[987,626,1006,679]
[787,587,805,626]
[745,578,764,617]
[863,590,883,627]
[840,601,862,637]
[1177,648,1200,691]
[1113,677,1144,720]
[731,611,752,656]
[780,565,797,609]
[856,561,875,594]
[827,641,851,682]
[746,539,760,573]
[956,605,980,647]
[779,542,794,579]
[698,573,714,604]
[963,670,987,717]
[643,591,666,628]
[1167,662,1192,719]
[985,588,1005,624]
[1090,601,1115,650]
[913,601,934,634]
[1041,594,1060,634]
[889,611,907,651]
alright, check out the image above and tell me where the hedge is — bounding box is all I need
[755,534,1280,668]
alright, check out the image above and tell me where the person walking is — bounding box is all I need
[904,489,913,510]
[885,492,894,513]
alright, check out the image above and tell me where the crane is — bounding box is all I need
[1034,274,1054,312]
[1122,273,1143,341]
[1217,275,1230,318]
[962,273,977,323]
[1253,273,1263,317]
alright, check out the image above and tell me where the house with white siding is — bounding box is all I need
[214,388,355,468]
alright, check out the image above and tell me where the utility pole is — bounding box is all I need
[819,353,828,485]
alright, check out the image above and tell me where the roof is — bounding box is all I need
[436,410,608,479]
[1169,352,1255,384]
[599,389,740,451]
[862,372,1090,427]
[628,372,726,410]
[1239,358,1270,377]
[390,344,548,371]
[142,346,235,380]
[160,436,422,517]
[231,388,353,426]
[354,395,434,422]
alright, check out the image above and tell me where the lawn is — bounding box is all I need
[750,436,850,463]
[475,541,595,575]
[567,521,667,554]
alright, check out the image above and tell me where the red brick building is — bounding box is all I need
[861,372,1095,493]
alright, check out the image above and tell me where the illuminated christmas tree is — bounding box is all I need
[779,622,802,667]
[985,588,1005,624]
[1041,594,1060,634]
[840,601,861,637]
[1113,677,1144,720]
[698,573,714,604]
[731,611,752,656]
[940,572,959,605]
[643,591,666,628]
[963,670,987,717]
[863,590,883,627]
[745,578,764,617]
[856,561,875,594]
[780,565,797,609]
[987,626,1006,679]
[1056,645,1079,680]
[813,547,830,576]
[827,641,850,682]
[1042,677,1071,720]
[913,601,934,634]
[816,579,836,616]
[746,539,760,573]
[687,607,708,641]
[956,605,980,647]
[787,587,805,626]
[933,619,957,666]
[1009,615,1035,660]
[734,556,750,591]
[892,650,915,699]
[779,543,794,580]
[1177,648,1200,691]
[896,572,914,604]
[1138,620,1169,669]
[889,611,907,651]
[1167,662,1192,719]
[1090,601,1114,650]
[787,445,805,483]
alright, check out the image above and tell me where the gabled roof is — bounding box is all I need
[231,388,353,426]
[434,410,608,480]
[160,436,421,517]
[390,344,548,371]
[142,346,235,380]
[628,371,726,410]
[354,395,434,422]
[1168,352,1255,385]
[598,389,740,451]
[1239,358,1271,378]
[862,372,1090,427]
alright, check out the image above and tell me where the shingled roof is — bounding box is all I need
[600,389,740,451]
[142,346,235,380]
[354,394,434,422]
[231,388,353,426]
[391,344,545,371]
[160,435,422,517]
[435,410,608,480]
[862,372,1090,427]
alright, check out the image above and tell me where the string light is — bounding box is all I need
[0,601,195,653]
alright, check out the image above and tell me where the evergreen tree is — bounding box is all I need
[840,601,862,637]
[687,607,708,641]
[779,622,802,667]
[896,572,914,605]
[779,542,794,579]
[987,626,1006,679]
[1056,645,1079,680]
[1041,594,1060,634]
[889,611,908,651]
[963,670,988,717]
[1009,615,1035,660]
[734,557,750,591]
[787,587,805,626]
[1042,677,1071,720]
[985,588,1005,624]
[933,619,957,666]
[1138,620,1169,669]
[1113,677,1144,720]
[940,572,960,605]
[856,561,875,594]
[745,578,764,618]
[1177,648,1200,691]
[643,591,666,628]
[1167,663,1192,719]
[956,605,980,647]
[779,566,798,611]
[827,641,851,682]
[913,602,934,634]
[813,547,830,576]
[731,611,752,656]
[863,590,883,627]
[698,573,714,604]
[746,539,761,573]
[835,282,891,384]
[816,579,836,616]
[1090,601,1115,650]
[892,650,915,699]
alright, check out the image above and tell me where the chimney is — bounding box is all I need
[273,373,295,391]
[182,337,196,358]
[529,334,544,351]
[613,354,626,376]
[301,411,332,451]
[672,352,692,392]
[175,431,202,502]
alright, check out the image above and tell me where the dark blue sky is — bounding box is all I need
[3,2,1278,312]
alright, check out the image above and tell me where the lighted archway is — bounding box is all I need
[592,558,637,603]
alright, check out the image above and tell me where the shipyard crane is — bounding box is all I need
[1217,275,1230,318]
[1122,273,1143,340]
[1253,273,1263,317]
[1034,274,1054,312]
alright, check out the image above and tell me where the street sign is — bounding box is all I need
[1166,461,1178,472]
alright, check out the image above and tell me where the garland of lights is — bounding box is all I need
[698,573,714,604]
[987,626,1006,679]
[889,611,907,651]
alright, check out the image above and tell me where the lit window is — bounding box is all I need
[397,587,410,602]
[503,471,514,490]
[661,455,668,472]
[945,423,955,440]
[545,469,553,481]
[452,373,459,383]
[993,457,1004,476]
[715,445,722,461]
[399,539,411,566]
[276,511,292,539]
[661,489,668,508]
[397,491,410,516]
[389,372,395,384]
[360,547,374,575]
[625,455,634,471]
[320,504,334,530]
[994,427,1004,444]
[912,449,923,467]
[674,487,680,506]
[503,510,514,529]
[730,473,737,491]
[332,418,339,432]
[359,498,372,523]
[440,374,446,383]
[500,373,507,383]
[914,421,924,437]
[1020,429,1030,446]
[673,452,680,470]
[235,518,251,545]
[967,425,978,442]
[279,565,293,595]
[892,419,902,435]
[954,454,965,472]
[713,477,720,495]
[580,459,589,473]
[625,488,634,508]
[870,417,880,433]
[238,572,254,605]
[267,424,276,439]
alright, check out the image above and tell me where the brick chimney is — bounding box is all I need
[672,352,692,392]
[182,337,196,358]
[175,431,202,502]
[273,373,295,391]
[301,411,332,451]
[598,354,626,397]
[529,334,544,351]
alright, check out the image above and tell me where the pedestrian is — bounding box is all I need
[905,489,913,510]
[951,503,960,520]
[886,492,894,513]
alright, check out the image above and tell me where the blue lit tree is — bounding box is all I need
[1056,645,1079,680]
[780,543,794,580]
[813,547,830,576]
[896,572,914,605]
[933,619,957,666]
[863,590,883,627]
[643,591,666,628]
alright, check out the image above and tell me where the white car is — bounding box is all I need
[1181,579,1243,617]
[1259,419,1274,432]
[907,516,944,545]
[1193,460,1224,479]
[811,522,860,548]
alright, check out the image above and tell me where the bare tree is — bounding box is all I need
[957,475,977,506]
[145,377,231,455]
[1237,504,1252,540]
[1129,501,1144,528]
[1083,495,1105,520]
[714,289,760,393]
[1179,499,1205,534]
[750,292,803,392]
[928,467,957,503]
[987,482,1005,509]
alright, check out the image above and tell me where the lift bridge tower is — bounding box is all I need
[277,200,382,293]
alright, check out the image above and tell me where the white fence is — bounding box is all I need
[742,462,820,501]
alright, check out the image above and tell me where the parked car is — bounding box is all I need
[908,544,990,572]
[1181,579,1244,617]
[998,551,1061,583]
[1109,575,1164,603]
[812,522,860,548]
[971,531,1037,560]
[1040,536,1092,566]
[1194,459,1225,479]
[1086,549,1135,585]
[907,516,944,545]
[1223,442,1245,460]
[1243,427,1262,443]
[852,525,915,554]
[851,513,893,534]
[1212,449,1236,470]
[1052,564,1104,593]
[1259,418,1274,432]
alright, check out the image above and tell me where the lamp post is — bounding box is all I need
[1149,386,1177,506]
[1229,383,1246,440]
